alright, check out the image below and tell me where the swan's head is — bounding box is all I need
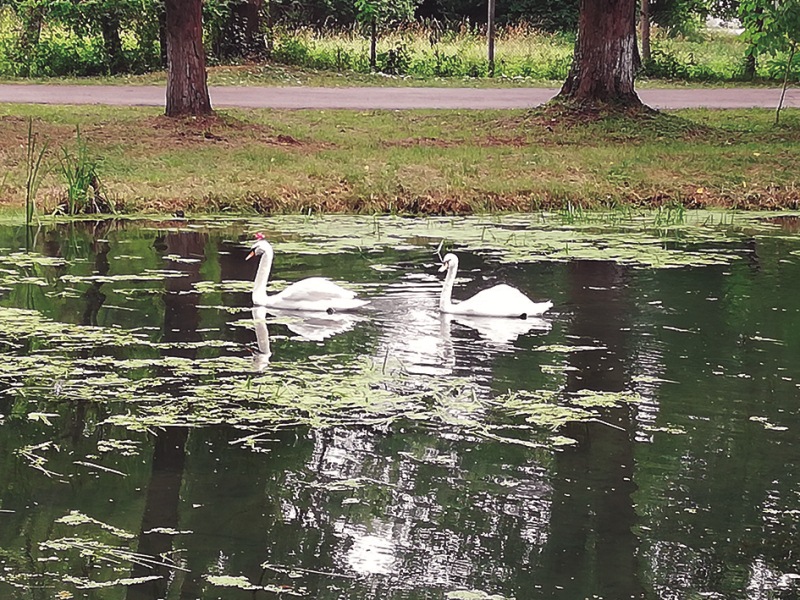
[438,253,458,273]
[246,238,273,261]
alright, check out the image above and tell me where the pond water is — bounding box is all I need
[1,212,799,600]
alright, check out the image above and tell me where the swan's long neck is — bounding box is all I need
[253,247,274,303]
[439,259,458,312]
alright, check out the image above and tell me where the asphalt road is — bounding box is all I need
[0,83,797,110]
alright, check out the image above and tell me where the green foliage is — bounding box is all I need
[265,23,575,78]
[503,0,578,32]
[58,126,111,215]
[740,0,800,120]
[0,1,161,76]
[651,0,712,36]
[740,0,800,56]
[354,0,421,30]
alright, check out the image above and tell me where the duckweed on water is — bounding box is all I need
[5,211,791,466]
[203,574,301,595]
[446,590,510,600]
[0,302,640,454]
[56,510,135,540]
[234,211,789,269]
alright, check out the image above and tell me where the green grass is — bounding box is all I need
[0,103,798,215]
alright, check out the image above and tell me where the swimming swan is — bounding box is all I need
[246,237,368,312]
[438,253,552,318]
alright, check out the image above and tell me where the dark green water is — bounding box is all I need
[1,214,799,600]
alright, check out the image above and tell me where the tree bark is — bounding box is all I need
[557,0,643,107]
[165,0,213,117]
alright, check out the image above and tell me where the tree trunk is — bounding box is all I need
[743,7,763,81]
[487,0,496,77]
[744,51,757,81]
[18,3,45,77]
[100,12,125,74]
[165,0,213,117]
[557,0,642,107]
[265,0,274,56]
[158,3,168,68]
[369,17,377,70]
[640,0,651,64]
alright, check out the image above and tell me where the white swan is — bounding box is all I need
[438,253,553,318]
[246,238,368,312]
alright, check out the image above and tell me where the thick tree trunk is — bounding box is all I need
[558,0,642,106]
[165,0,213,117]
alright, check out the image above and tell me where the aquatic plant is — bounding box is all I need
[24,119,48,234]
[58,126,112,215]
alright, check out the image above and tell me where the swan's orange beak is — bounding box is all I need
[438,262,448,272]
[245,250,256,261]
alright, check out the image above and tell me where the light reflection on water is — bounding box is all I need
[0,217,799,599]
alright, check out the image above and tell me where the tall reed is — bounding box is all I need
[25,118,48,231]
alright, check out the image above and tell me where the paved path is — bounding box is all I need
[0,83,797,110]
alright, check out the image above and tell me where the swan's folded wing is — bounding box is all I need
[277,277,358,303]
[465,284,530,305]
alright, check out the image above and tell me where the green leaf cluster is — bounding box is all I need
[740,0,800,55]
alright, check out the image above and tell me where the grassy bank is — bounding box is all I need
[0,103,798,215]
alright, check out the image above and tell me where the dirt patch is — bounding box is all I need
[491,101,718,143]
[137,115,313,149]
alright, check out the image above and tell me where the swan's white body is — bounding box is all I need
[247,239,368,312]
[438,253,552,318]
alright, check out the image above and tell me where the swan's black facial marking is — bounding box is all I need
[519,313,528,320]
[327,307,336,314]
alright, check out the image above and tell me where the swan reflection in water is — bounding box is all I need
[250,306,273,371]
[249,306,364,370]
[443,313,552,346]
